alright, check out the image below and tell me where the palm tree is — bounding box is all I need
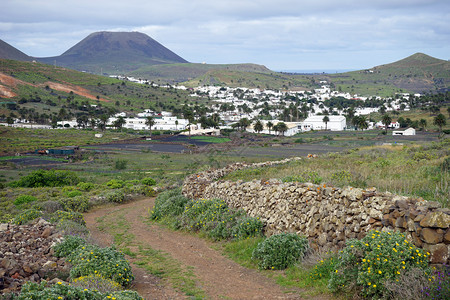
[145,116,155,136]
[175,120,179,130]
[434,114,447,133]
[267,121,273,134]
[239,118,251,131]
[98,114,109,131]
[113,116,126,130]
[381,114,392,134]
[322,116,330,130]
[276,122,288,136]
[253,119,263,134]
[358,116,368,131]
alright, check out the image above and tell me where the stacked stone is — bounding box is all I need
[0,219,70,293]
[182,158,450,265]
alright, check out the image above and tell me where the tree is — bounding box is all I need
[253,119,263,133]
[275,122,288,136]
[6,116,14,126]
[419,119,427,131]
[322,116,330,130]
[98,114,109,131]
[267,121,273,134]
[358,116,368,131]
[447,107,450,119]
[175,120,179,130]
[113,116,126,130]
[433,114,447,132]
[381,114,392,134]
[145,116,156,136]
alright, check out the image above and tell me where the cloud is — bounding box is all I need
[1,0,449,69]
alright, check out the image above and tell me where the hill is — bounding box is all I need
[325,53,450,95]
[36,31,188,74]
[0,39,33,62]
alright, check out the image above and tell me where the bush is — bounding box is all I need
[141,177,156,186]
[50,210,86,226]
[441,157,450,172]
[231,216,264,240]
[252,233,309,270]
[16,280,142,300]
[310,254,339,281]
[68,244,134,287]
[55,219,90,238]
[59,195,90,212]
[328,230,431,299]
[150,188,189,220]
[66,190,83,198]
[13,208,43,225]
[115,159,128,170]
[77,182,96,191]
[9,169,79,188]
[13,194,38,206]
[106,179,125,189]
[281,170,322,184]
[53,235,87,258]
[72,274,122,294]
[38,200,64,214]
[422,265,450,300]
[105,190,126,203]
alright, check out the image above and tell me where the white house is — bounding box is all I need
[299,115,346,131]
[393,127,416,136]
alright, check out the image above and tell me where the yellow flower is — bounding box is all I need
[57,282,62,285]
[368,282,371,285]
[378,270,382,274]
[373,284,377,288]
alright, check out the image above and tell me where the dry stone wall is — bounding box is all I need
[182,157,450,264]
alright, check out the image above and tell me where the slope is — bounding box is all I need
[0,39,33,62]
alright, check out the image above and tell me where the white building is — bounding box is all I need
[299,115,346,131]
[393,128,416,136]
[246,120,301,136]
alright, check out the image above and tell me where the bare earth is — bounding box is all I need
[84,197,319,300]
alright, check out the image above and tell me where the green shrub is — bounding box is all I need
[13,208,43,225]
[56,219,90,237]
[294,138,304,143]
[328,230,431,299]
[106,179,125,189]
[53,235,87,258]
[66,190,83,198]
[115,159,128,170]
[50,210,86,226]
[59,195,90,212]
[141,177,156,186]
[16,280,142,300]
[13,194,38,206]
[282,170,322,184]
[252,233,309,270]
[105,190,126,203]
[77,182,96,191]
[72,274,122,294]
[150,188,189,220]
[441,157,450,172]
[68,244,134,287]
[231,216,264,240]
[139,185,156,197]
[38,200,64,214]
[310,254,339,281]
[9,169,79,188]
[330,170,353,186]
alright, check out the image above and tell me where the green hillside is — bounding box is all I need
[0,59,201,123]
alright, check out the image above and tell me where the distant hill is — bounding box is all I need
[0,39,33,62]
[36,31,188,74]
[326,53,450,95]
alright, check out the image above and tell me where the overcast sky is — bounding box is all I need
[2,0,449,71]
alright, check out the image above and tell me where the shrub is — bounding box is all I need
[72,274,122,294]
[53,235,87,258]
[13,194,38,206]
[139,185,156,197]
[115,159,128,170]
[422,265,450,300]
[141,177,156,186]
[66,190,83,198]
[16,280,142,300]
[9,169,79,188]
[150,188,189,220]
[252,233,309,270]
[38,200,64,214]
[231,216,264,240]
[328,230,431,299]
[330,170,353,186]
[59,195,90,212]
[13,208,43,225]
[56,219,90,238]
[50,210,86,226]
[441,157,450,172]
[106,179,125,189]
[281,170,322,184]
[105,190,126,203]
[77,181,96,191]
[309,254,339,281]
[68,244,134,287]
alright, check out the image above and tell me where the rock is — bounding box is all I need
[421,228,443,244]
[445,229,450,243]
[41,227,52,238]
[420,212,450,228]
[424,244,449,264]
[0,223,8,232]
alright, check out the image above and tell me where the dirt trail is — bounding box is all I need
[84,198,310,300]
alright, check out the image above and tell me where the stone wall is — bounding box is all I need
[182,158,450,264]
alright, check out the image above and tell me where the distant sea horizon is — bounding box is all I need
[276,69,355,74]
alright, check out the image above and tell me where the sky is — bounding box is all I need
[2,0,450,72]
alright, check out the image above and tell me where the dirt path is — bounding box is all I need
[84,198,310,300]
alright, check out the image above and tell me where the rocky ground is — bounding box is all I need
[0,219,70,294]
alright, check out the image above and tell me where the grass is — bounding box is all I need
[191,136,231,143]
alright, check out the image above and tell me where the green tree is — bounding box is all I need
[434,113,447,132]
[238,118,251,131]
[381,114,392,134]
[322,116,330,130]
[358,116,368,131]
[275,122,288,136]
[419,119,427,131]
[98,115,109,131]
[267,121,273,134]
[253,119,263,133]
[113,116,126,130]
[145,116,156,137]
